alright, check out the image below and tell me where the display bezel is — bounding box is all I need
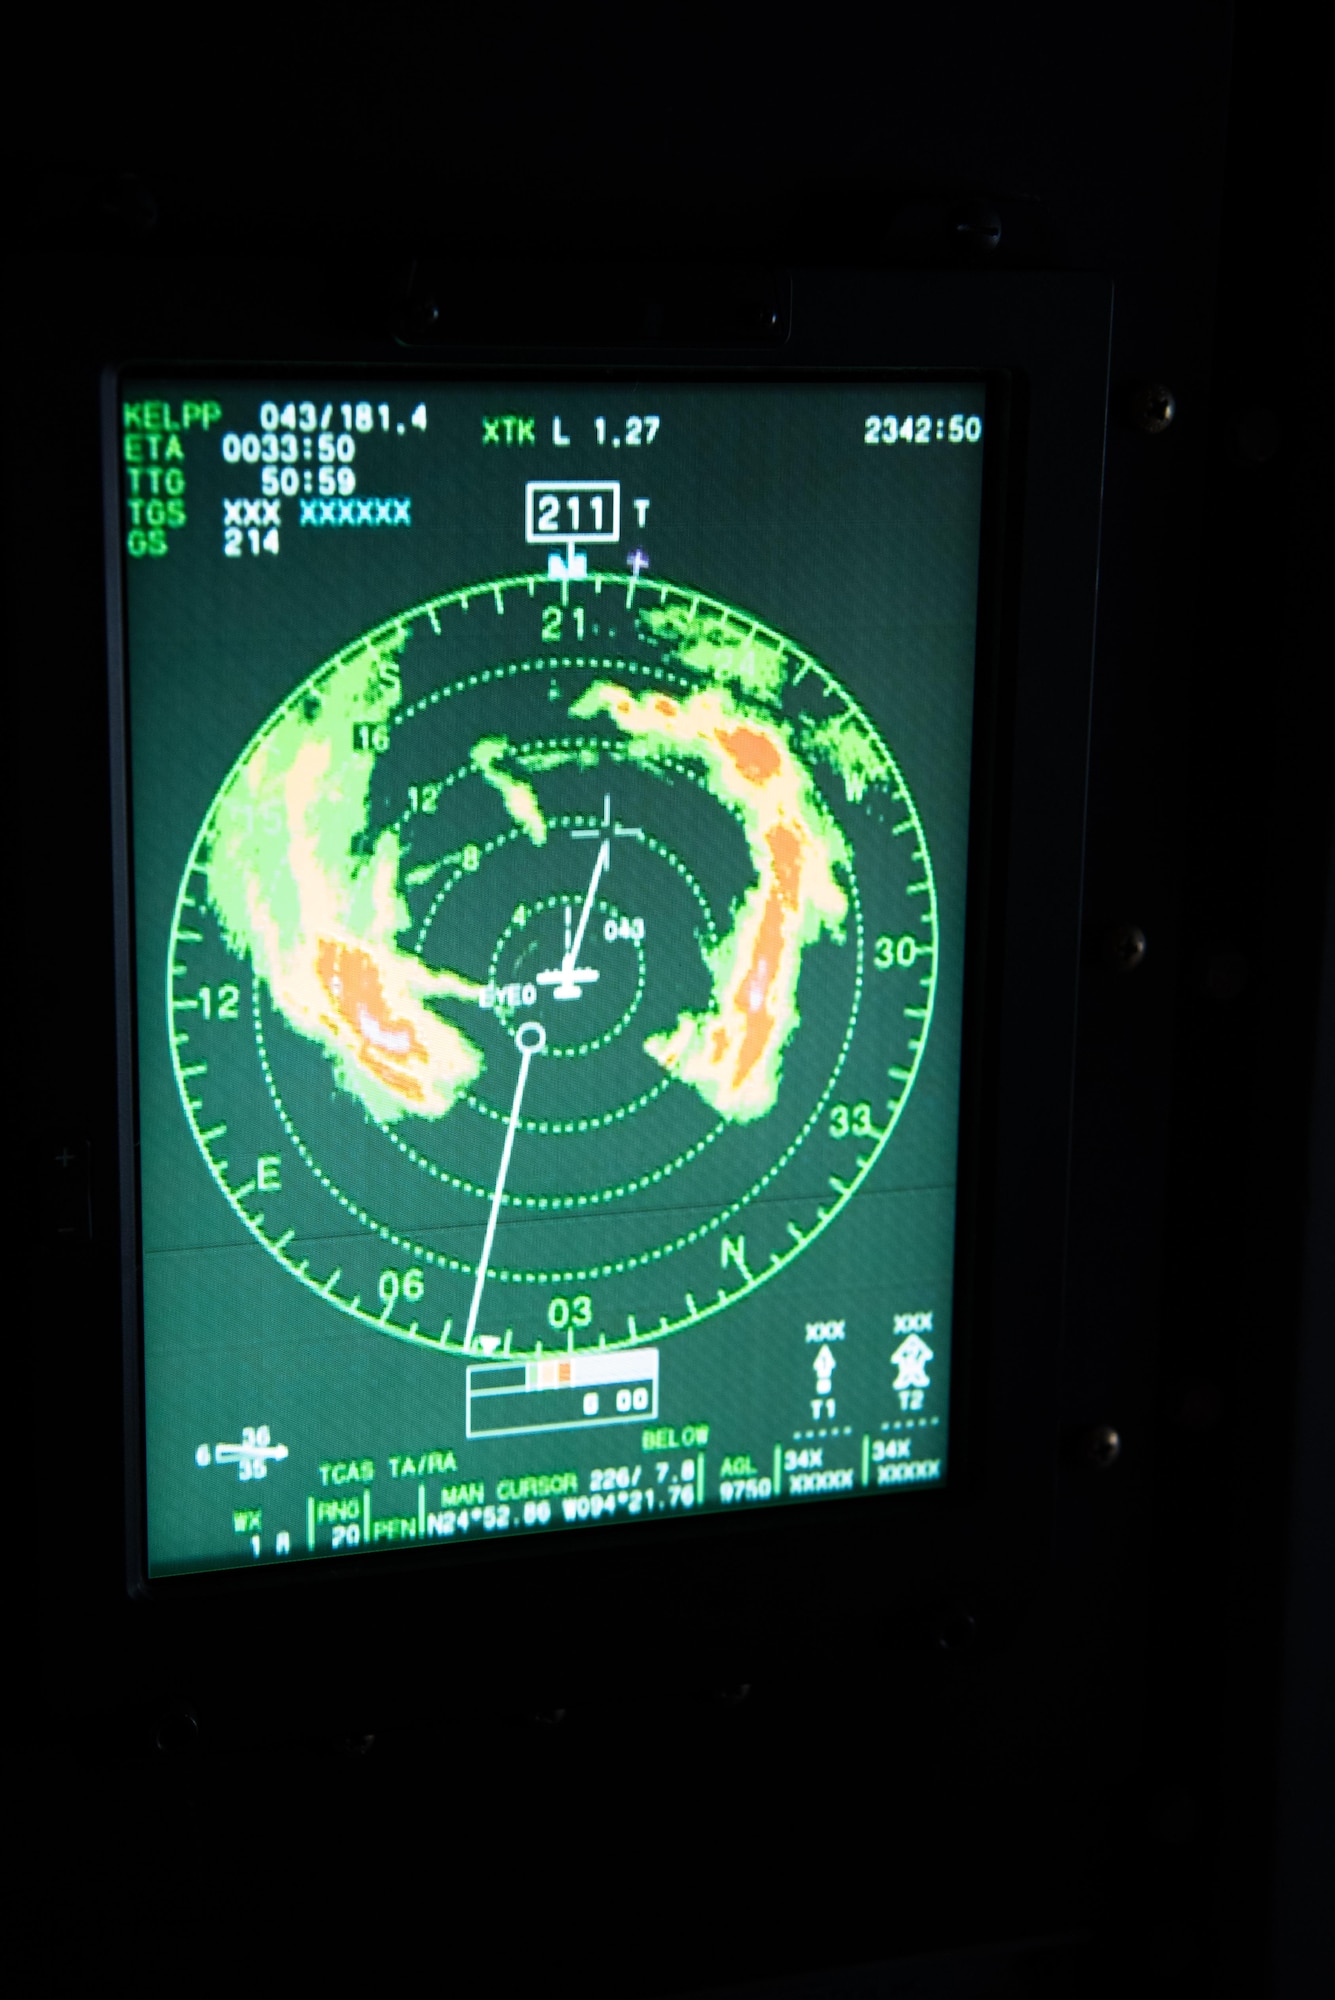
[103,273,1109,1692]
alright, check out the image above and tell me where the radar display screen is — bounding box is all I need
[116,380,987,1576]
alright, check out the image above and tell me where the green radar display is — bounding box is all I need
[174,577,929,1350]
[122,381,985,1576]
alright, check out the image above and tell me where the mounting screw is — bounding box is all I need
[153,1702,199,1754]
[1082,1423,1122,1471]
[1103,923,1148,973]
[708,1682,753,1707]
[335,1732,377,1758]
[934,1606,978,1652]
[1124,383,1177,434]
[952,202,1002,257]
[400,297,441,341]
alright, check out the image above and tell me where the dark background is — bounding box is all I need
[12,3,1331,1992]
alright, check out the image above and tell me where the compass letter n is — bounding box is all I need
[721,1235,750,1282]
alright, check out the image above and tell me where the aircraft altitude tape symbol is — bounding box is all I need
[194,1425,290,1480]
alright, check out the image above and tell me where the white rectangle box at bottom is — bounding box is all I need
[466,1346,659,1438]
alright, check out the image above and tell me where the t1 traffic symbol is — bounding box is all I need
[194,1425,289,1480]
[811,1342,837,1418]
